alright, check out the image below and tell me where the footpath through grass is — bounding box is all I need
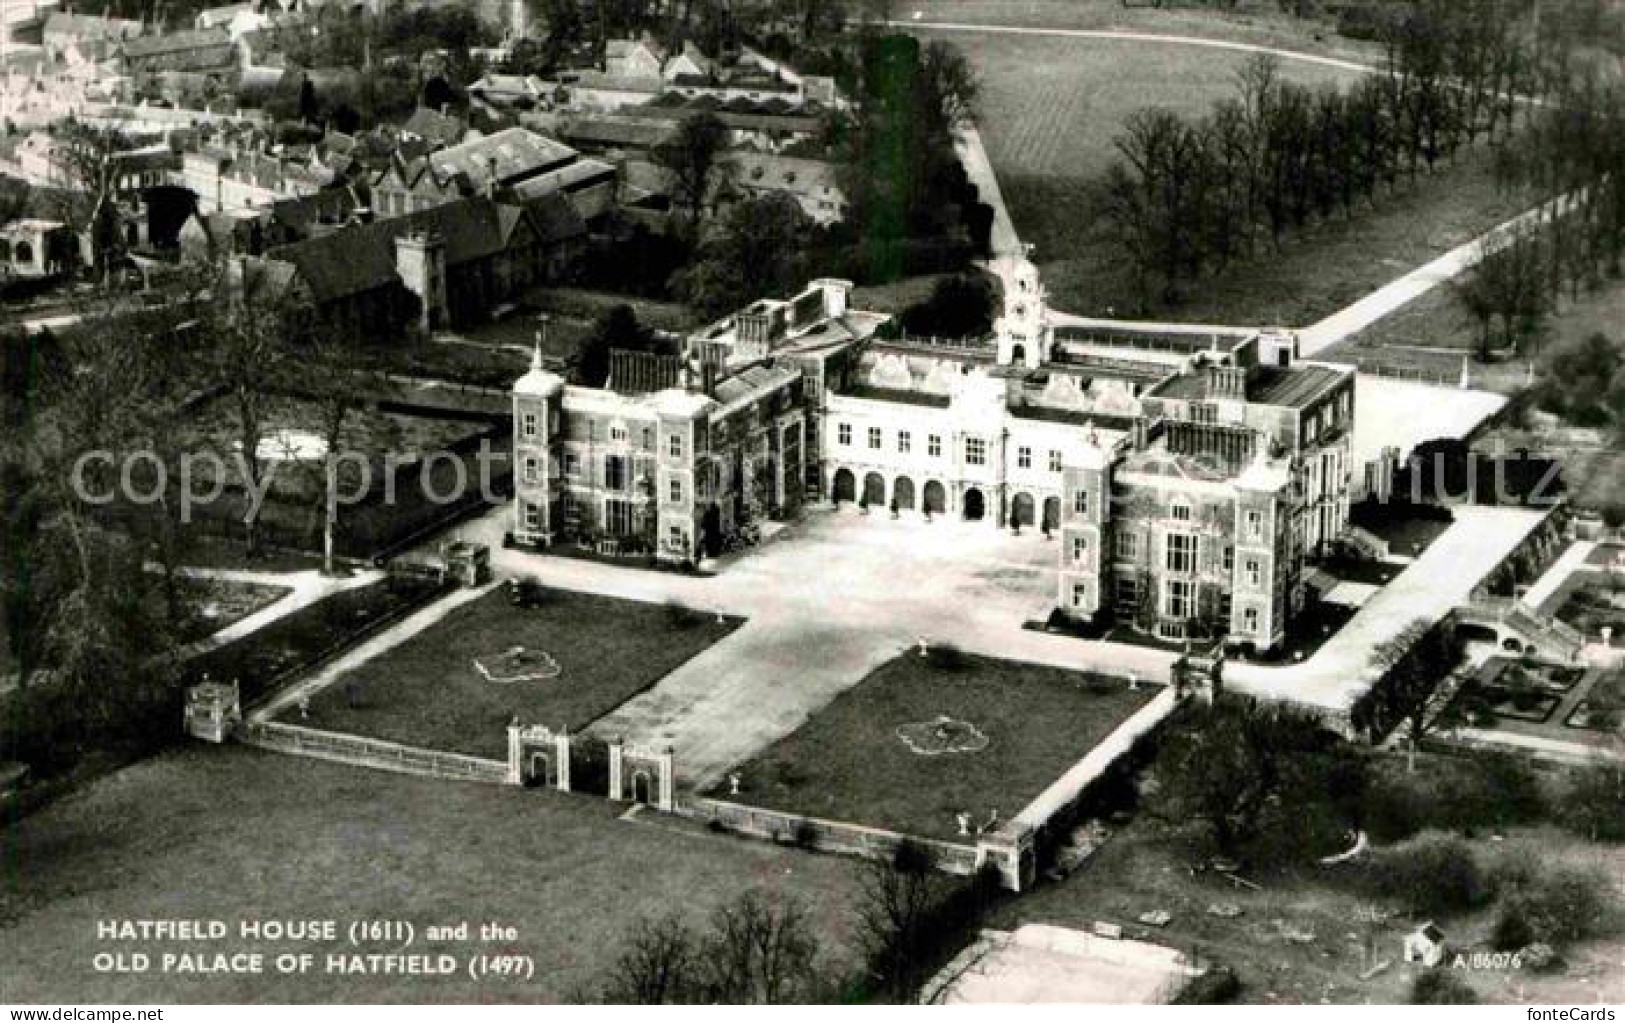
[1024,147,1533,327]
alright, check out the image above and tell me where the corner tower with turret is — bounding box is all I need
[512,347,565,547]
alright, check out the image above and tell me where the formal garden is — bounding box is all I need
[1444,655,1623,749]
[1549,571,1625,650]
[710,648,1156,843]
[287,587,741,759]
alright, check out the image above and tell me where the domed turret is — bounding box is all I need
[995,253,1052,370]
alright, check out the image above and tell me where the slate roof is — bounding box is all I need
[558,115,677,151]
[264,196,549,304]
[520,192,588,245]
[713,363,799,413]
[401,106,467,148]
[508,157,615,201]
[43,12,142,41]
[1245,363,1348,409]
[558,70,664,95]
[1151,361,1347,409]
[427,127,577,191]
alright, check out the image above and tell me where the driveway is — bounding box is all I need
[440,506,1176,784]
[422,501,1541,774]
[1228,504,1549,711]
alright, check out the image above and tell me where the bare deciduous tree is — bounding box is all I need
[599,913,701,1004]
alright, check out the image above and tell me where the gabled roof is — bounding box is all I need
[606,36,666,64]
[43,12,143,40]
[1245,363,1349,409]
[265,196,533,304]
[558,115,677,151]
[470,73,544,98]
[401,105,467,147]
[713,363,799,413]
[427,127,578,192]
[508,157,615,201]
[521,192,588,245]
[557,70,664,95]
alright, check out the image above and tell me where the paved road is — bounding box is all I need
[956,126,1023,260]
[1298,190,1582,354]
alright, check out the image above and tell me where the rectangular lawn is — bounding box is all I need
[715,652,1156,843]
[293,588,741,758]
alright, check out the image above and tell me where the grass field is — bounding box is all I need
[291,588,741,758]
[1036,148,1533,326]
[932,25,1535,328]
[905,0,1386,63]
[0,746,863,1003]
[1326,259,1625,395]
[1408,278,1625,512]
[713,651,1155,842]
[954,31,1360,187]
[173,537,328,574]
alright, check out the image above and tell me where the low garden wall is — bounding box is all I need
[1472,502,1571,601]
[682,692,1182,892]
[681,795,983,877]
[237,720,510,785]
[1011,687,1179,864]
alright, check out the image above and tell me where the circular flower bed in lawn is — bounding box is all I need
[896,715,990,755]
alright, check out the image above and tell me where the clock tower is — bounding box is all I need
[995,254,1052,370]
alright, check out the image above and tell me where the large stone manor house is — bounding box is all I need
[512,261,1356,651]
